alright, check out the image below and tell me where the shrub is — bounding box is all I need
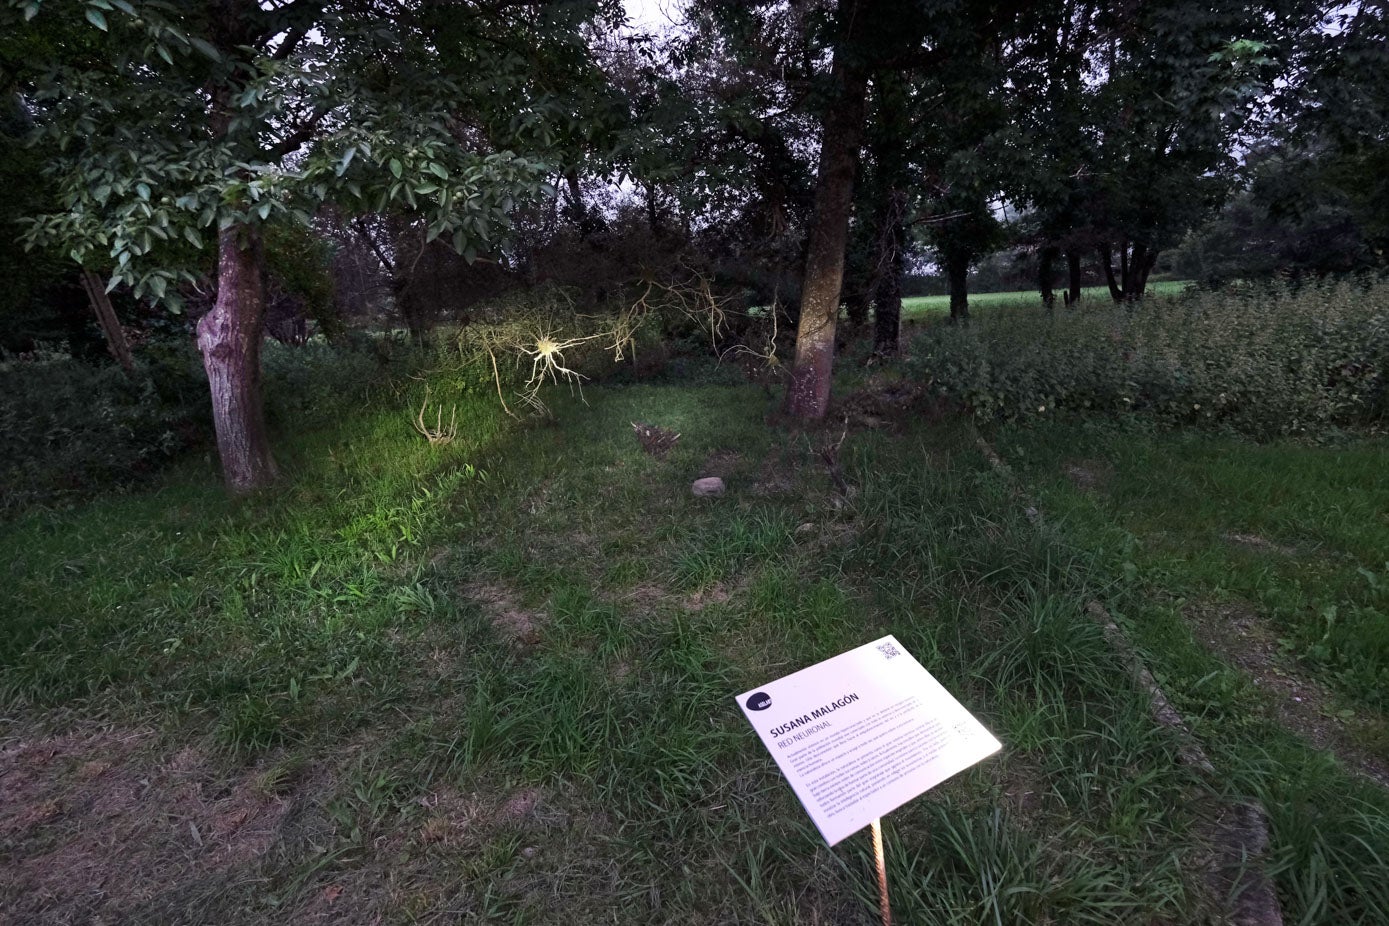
[0,346,208,514]
[906,281,1389,439]
[0,337,424,515]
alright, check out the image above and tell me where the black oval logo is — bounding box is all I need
[746,692,772,711]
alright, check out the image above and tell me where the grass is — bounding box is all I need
[2,351,1386,924]
[991,416,1389,923]
[995,419,1389,713]
[901,280,1193,317]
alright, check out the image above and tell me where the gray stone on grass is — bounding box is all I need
[692,477,725,498]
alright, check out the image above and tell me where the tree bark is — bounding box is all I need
[565,171,586,226]
[644,181,662,239]
[784,55,869,420]
[947,251,970,323]
[1136,248,1158,296]
[79,270,135,375]
[1038,245,1058,310]
[1103,240,1156,301]
[396,276,429,344]
[872,232,902,355]
[1119,239,1131,295]
[1100,243,1124,302]
[1066,250,1082,305]
[197,225,279,494]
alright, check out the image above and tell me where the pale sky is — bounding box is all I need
[623,0,683,31]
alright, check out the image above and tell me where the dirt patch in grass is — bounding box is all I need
[0,725,325,924]
[685,582,732,611]
[698,449,743,479]
[464,581,544,646]
[793,519,860,555]
[1185,599,1389,787]
[615,580,742,616]
[837,376,933,432]
[1223,532,1299,557]
[1061,459,1113,492]
[749,449,800,496]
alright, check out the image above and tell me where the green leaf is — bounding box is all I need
[136,182,151,201]
[189,37,222,61]
[257,202,272,220]
[337,146,356,176]
[428,162,449,179]
[389,158,403,179]
[85,8,109,31]
[183,226,202,248]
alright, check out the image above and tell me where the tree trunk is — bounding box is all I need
[844,290,870,329]
[197,225,278,494]
[644,181,661,239]
[872,233,902,355]
[1066,250,1082,305]
[947,251,970,323]
[1122,242,1144,297]
[396,277,428,344]
[1038,246,1058,310]
[79,270,135,375]
[565,171,585,226]
[1100,243,1124,302]
[784,57,869,421]
[1136,248,1158,296]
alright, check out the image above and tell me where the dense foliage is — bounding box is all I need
[909,281,1389,438]
[0,336,420,515]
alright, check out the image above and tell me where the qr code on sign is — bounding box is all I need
[876,642,901,660]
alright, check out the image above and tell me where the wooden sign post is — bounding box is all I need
[871,817,890,926]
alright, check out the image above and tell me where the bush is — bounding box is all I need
[0,336,428,515]
[0,346,209,514]
[261,336,414,427]
[907,281,1389,438]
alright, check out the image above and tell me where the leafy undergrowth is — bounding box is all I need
[3,374,1386,924]
[909,280,1389,437]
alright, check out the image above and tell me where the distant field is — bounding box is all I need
[902,280,1193,317]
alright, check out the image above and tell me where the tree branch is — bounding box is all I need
[264,105,331,160]
[272,26,309,61]
[355,218,395,275]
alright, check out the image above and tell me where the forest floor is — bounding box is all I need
[2,364,1386,924]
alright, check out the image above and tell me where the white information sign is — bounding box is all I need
[736,634,1001,846]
